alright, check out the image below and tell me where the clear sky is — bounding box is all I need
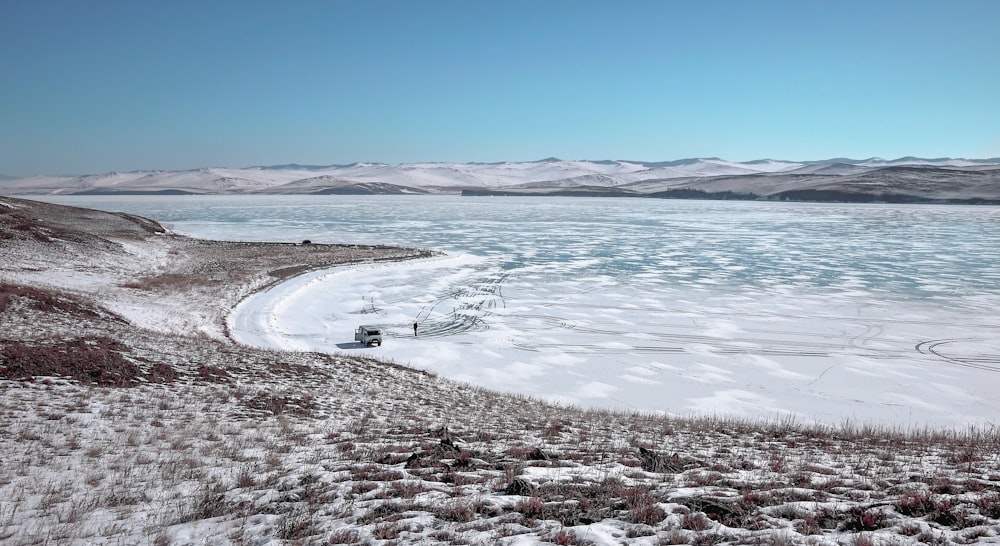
[2,0,998,175]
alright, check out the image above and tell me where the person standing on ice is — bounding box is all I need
[413,322,418,336]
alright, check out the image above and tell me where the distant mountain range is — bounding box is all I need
[3,157,1000,204]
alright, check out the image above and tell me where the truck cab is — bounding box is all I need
[354,325,383,347]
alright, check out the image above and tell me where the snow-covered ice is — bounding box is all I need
[37,195,1000,427]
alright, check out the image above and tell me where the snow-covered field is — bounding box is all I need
[37,195,1000,428]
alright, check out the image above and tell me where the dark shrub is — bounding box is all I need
[1,337,138,386]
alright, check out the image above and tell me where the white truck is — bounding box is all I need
[354,325,383,347]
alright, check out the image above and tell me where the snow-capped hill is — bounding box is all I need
[784,163,872,176]
[736,159,805,172]
[509,173,621,190]
[610,159,801,184]
[634,157,720,168]
[262,175,428,195]
[857,156,996,168]
[673,158,798,176]
[2,157,999,201]
[627,158,800,172]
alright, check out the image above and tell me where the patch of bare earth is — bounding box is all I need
[2,195,1000,545]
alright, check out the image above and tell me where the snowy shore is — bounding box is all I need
[227,251,1000,429]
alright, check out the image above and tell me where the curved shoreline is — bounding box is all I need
[218,244,445,343]
[226,252,480,350]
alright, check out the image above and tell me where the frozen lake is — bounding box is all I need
[38,195,1000,427]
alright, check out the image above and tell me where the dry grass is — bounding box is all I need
[4,331,999,544]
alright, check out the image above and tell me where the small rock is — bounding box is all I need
[435,437,460,456]
[505,477,536,496]
[526,447,550,461]
[638,447,683,473]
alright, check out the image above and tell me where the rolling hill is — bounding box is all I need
[3,157,1000,203]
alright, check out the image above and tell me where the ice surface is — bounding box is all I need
[38,195,1000,427]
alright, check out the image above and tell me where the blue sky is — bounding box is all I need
[2,1,998,175]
